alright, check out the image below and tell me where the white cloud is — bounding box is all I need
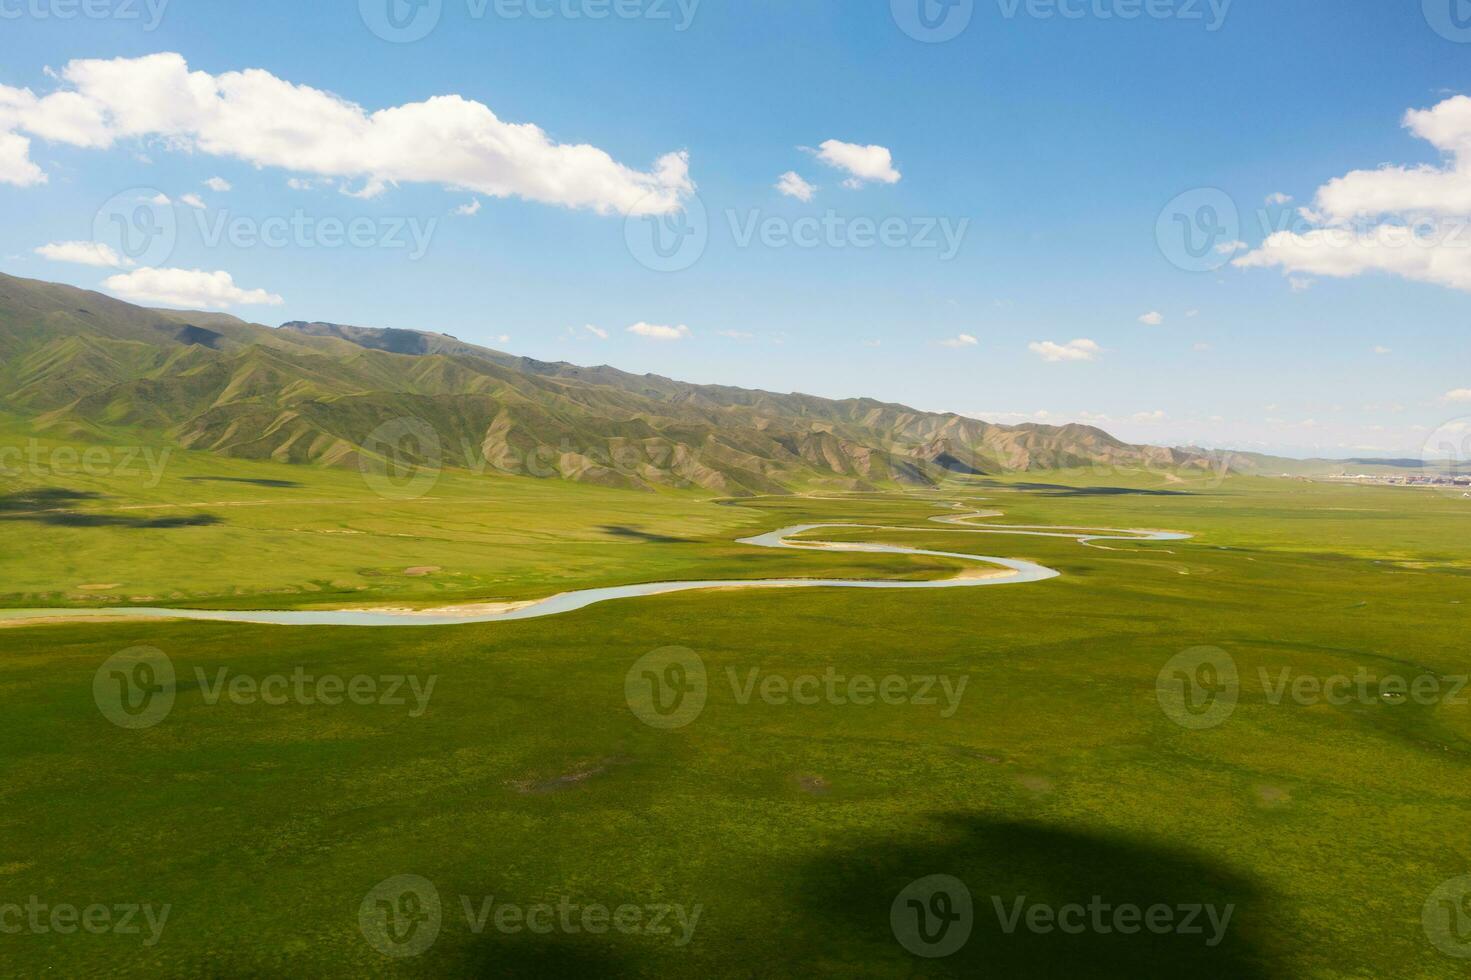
[1266,192,1293,205]
[1138,311,1164,326]
[35,240,128,268]
[0,52,693,216]
[102,267,284,309]
[1315,96,1471,220]
[0,85,111,148]
[939,333,978,348]
[1237,225,1471,293]
[1131,410,1168,422]
[1289,276,1314,292]
[775,171,815,202]
[203,176,231,192]
[1373,345,1392,354]
[179,192,206,210]
[1444,388,1471,402]
[813,139,901,186]
[1029,339,1100,362]
[0,131,46,186]
[627,321,690,341]
[454,198,482,216]
[286,177,323,191]
[583,324,608,339]
[1236,95,1471,293]
[149,192,171,205]
[1214,240,1247,255]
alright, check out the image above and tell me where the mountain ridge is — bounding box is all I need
[1,271,1243,494]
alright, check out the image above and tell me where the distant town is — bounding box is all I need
[1327,471,1471,489]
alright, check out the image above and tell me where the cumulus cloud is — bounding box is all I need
[1236,224,1471,292]
[1266,192,1293,205]
[939,333,978,348]
[1315,96,1471,220]
[1236,95,1471,292]
[1029,339,1100,362]
[1373,345,1391,354]
[775,171,815,202]
[204,176,231,192]
[454,198,481,216]
[35,240,128,268]
[813,139,901,187]
[0,131,46,186]
[179,192,207,210]
[0,52,693,216]
[1445,388,1471,402]
[102,267,283,309]
[1138,311,1164,326]
[627,321,690,341]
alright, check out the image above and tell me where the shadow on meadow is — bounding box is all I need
[974,481,1196,498]
[0,488,221,528]
[599,525,694,544]
[183,476,304,488]
[792,814,1278,978]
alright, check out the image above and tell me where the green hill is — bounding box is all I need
[0,271,1238,494]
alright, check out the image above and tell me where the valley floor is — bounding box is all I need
[1,451,1469,976]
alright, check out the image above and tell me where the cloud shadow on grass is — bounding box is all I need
[974,481,1196,497]
[789,813,1279,978]
[599,525,694,544]
[183,476,304,488]
[0,488,221,529]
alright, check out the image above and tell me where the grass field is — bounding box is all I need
[2,439,1470,976]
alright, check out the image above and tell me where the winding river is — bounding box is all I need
[0,511,1190,629]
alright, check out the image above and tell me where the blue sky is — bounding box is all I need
[2,0,1470,457]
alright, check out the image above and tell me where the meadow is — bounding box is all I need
[1,439,1469,976]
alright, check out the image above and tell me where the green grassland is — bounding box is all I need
[1,439,1469,976]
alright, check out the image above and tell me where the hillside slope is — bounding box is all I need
[0,272,1229,493]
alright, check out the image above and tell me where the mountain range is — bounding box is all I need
[0,271,1250,494]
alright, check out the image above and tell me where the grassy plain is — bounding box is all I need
[1,438,1469,976]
